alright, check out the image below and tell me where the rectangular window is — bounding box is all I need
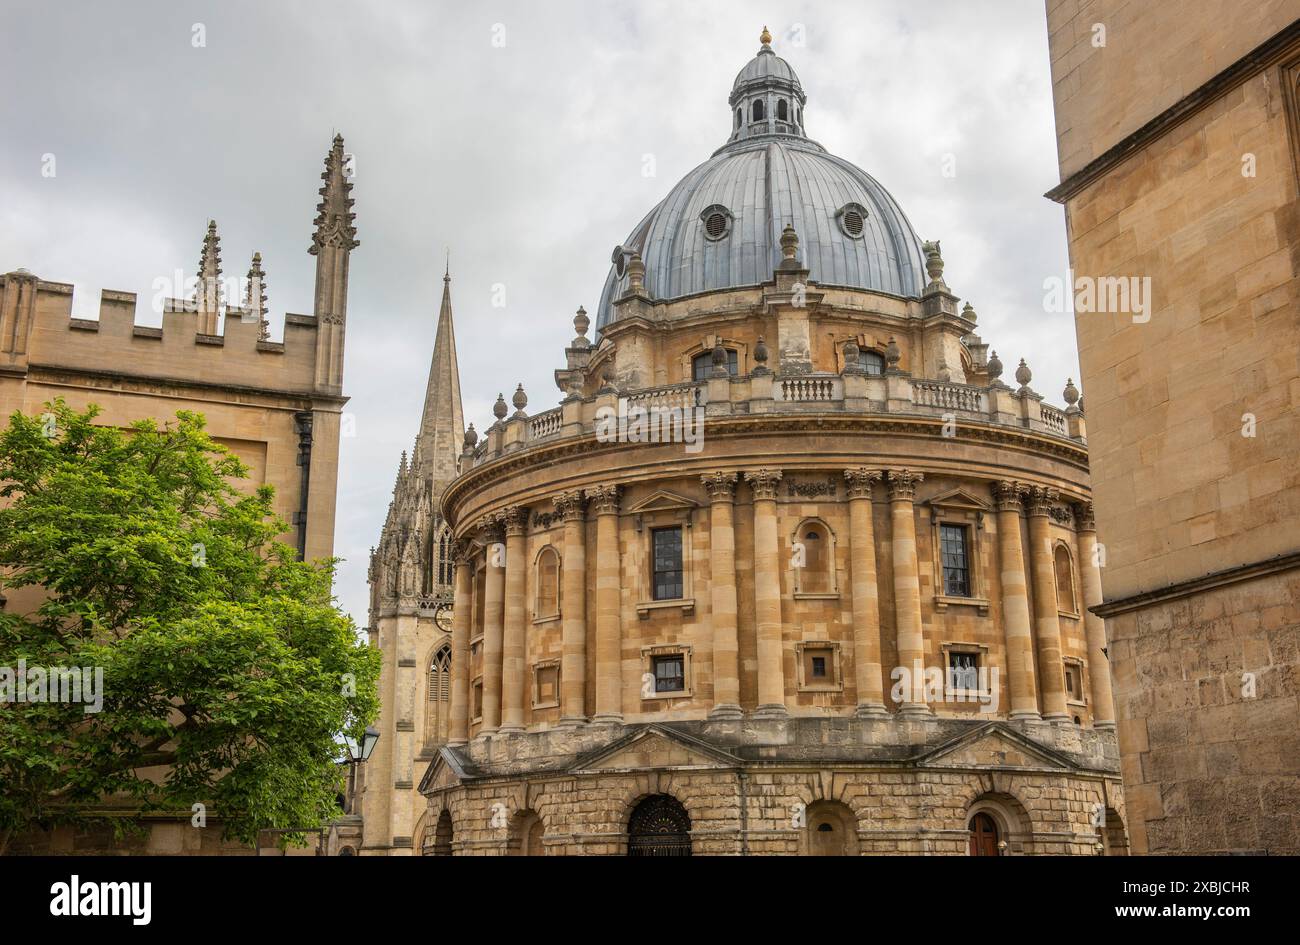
[652,526,684,600]
[811,656,827,679]
[652,654,685,693]
[1065,665,1082,700]
[948,651,979,691]
[471,679,484,720]
[940,524,971,597]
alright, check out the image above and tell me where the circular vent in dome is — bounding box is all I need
[700,204,733,241]
[837,203,868,238]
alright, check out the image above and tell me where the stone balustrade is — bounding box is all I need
[463,370,1084,469]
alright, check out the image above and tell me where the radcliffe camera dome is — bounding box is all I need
[596,30,927,332]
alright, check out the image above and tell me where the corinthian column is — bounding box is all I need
[448,543,472,746]
[589,484,623,724]
[992,481,1040,721]
[702,472,742,719]
[499,507,527,734]
[1075,502,1116,729]
[887,469,929,719]
[844,468,887,718]
[553,490,588,726]
[1026,486,1068,721]
[745,469,786,719]
[479,519,506,734]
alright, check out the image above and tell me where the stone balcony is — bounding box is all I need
[463,369,1084,470]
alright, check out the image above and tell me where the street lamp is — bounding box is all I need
[342,726,380,815]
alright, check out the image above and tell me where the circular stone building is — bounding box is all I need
[396,32,1125,856]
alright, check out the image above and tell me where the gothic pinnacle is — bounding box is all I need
[194,220,222,309]
[310,133,359,255]
[245,252,269,340]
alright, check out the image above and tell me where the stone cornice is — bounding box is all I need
[1046,21,1300,203]
[441,411,1091,528]
[1093,550,1300,619]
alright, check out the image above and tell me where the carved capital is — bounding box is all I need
[587,483,622,516]
[886,468,924,501]
[992,480,1027,513]
[500,506,527,537]
[843,467,884,499]
[475,519,503,545]
[552,489,588,522]
[1024,485,1059,517]
[1073,501,1096,532]
[701,471,738,501]
[744,468,784,501]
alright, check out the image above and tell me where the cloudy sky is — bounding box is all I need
[1,0,1077,626]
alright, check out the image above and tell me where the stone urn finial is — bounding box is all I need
[1063,377,1080,409]
[961,301,977,325]
[754,335,770,373]
[626,253,646,296]
[711,335,729,377]
[986,350,1004,385]
[779,224,800,268]
[512,383,528,417]
[493,393,508,422]
[843,338,862,373]
[921,240,945,287]
[1015,358,1033,391]
[463,424,478,451]
[884,336,901,370]
[572,305,590,347]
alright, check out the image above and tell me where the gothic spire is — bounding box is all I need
[310,134,359,255]
[413,263,466,487]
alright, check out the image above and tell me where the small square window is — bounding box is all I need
[798,644,839,690]
[471,679,484,720]
[1065,665,1083,701]
[948,651,980,691]
[652,654,685,693]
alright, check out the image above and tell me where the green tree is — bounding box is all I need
[0,400,379,853]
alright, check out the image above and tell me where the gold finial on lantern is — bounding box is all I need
[760,26,772,45]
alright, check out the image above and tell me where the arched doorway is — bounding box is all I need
[968,812,1000,856]
[510,810,545,856]
[627,794,691,857]
[803,800,859,856]
[432,809,454,856]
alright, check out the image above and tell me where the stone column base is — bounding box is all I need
[708,704,744,720]
[752,703,789,720]
[854,702,890,719]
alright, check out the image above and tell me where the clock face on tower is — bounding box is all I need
[434,601,453,633]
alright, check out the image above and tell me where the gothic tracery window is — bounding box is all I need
[425,645,452,746]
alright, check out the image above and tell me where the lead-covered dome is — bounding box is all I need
[596,31,927,332]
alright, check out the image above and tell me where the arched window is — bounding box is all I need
[797,106,803,125]
[777,98,788,121]
[425,645,451,745]
[1054,544,1076,613]
[535,547,560,619]
[735,107,741,128]
[692,349,737,381]
[859,349,886,375]
[627,794,691,857]
[510,810,545,856]
[794,520,835,594]
[473,566,486,637]
[751,99,764,122]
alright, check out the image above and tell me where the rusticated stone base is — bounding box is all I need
[414,716,1125,856]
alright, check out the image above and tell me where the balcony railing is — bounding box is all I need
[461,370,1083,469]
